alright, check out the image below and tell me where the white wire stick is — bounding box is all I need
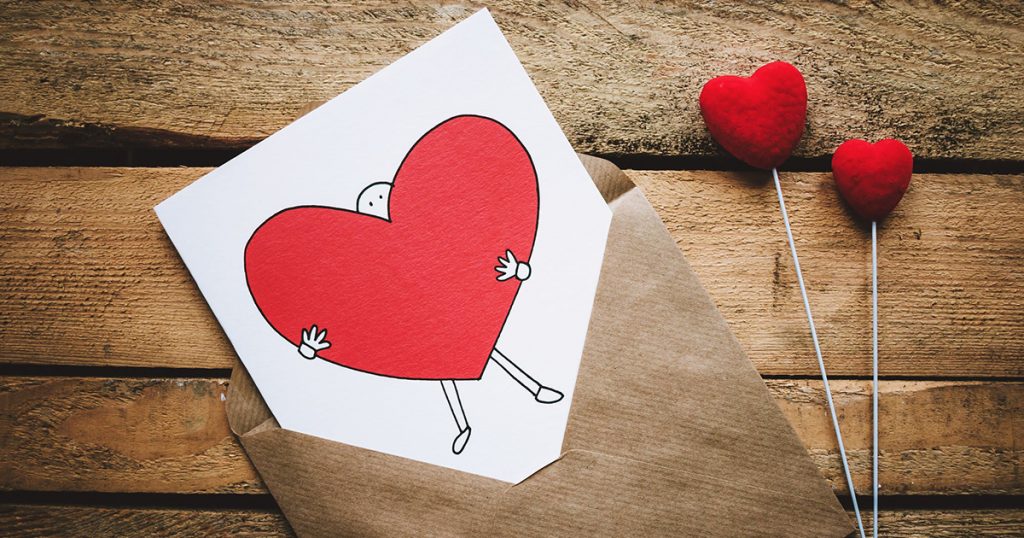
[872,220,879,538]
[772,168,866,538]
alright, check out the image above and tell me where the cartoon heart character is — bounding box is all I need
[244,115,563,454]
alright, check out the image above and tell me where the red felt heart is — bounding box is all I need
[699,61,807,170]
[244,116,538,380]
[832,139,913,221]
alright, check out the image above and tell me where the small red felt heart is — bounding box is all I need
[832,139,913,221]
[699,61,807,170]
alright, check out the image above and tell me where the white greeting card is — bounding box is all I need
[156,10,610,483]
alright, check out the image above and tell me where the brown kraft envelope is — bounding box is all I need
[227,154,853,537]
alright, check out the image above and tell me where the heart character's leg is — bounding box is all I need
[440,380,471,454]
[490,348,563,404]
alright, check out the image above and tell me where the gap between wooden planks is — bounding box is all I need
[1,376,1020,496]
[1,1,1022,160]
[0,168,1020,377]
[2,504,1022,538]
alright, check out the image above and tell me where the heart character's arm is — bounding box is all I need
[495,249,531,282]
[298,325,331,360]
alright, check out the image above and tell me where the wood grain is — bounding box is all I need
[2,167,1021,377]
[2,376,1019,495]
[1,1,1022,160]
[0,504,294,537]
[3,504,1022,537]
[3,505,1024,538]
[630,169,1024,378]
[0,377,262,494]
[0,168,231,369]
[870,509,1024,537]
[775,379,1023,495]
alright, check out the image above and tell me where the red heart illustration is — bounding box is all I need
[244,116,538,380]
[699,61,807,170]
[832,139,913,221]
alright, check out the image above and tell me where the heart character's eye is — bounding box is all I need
[369,202,374,207]
[379,195,383,199]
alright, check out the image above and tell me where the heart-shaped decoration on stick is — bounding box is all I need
[832,139,914,221]
[699,61,807,169]
[699,61,868,538]
[244,115,539,380]
[832,138,913,538]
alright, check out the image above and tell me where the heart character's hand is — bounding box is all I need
[298,325,331,360]
[495,249,531,282]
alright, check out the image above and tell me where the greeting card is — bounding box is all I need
[155,10,611,483]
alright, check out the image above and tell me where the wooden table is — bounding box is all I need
[2,2,1022,536]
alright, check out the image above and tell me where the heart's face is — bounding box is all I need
[244,116,539,380]
[832,139,913,221]
[699,61,807,170]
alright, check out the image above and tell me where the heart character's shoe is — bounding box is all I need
[535,386,564,404]
[452,427,472,454]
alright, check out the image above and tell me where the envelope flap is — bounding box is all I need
[493,449,852,537]
[561,187,851,533]
[241,424,850,538]
[227,356,273,437]
[239,425,504,537]
[577,153,633,203]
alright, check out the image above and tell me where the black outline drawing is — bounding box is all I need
[244,115,563,455]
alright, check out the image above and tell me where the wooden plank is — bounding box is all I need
[0,168,232,369]
[868,509,1024,537]
[2,376,1020,495]
[775,379,1024,495]
[3,167,1022,377]
[1,1,1022,160]
[0,504,294,537]
[2,505,1023,538]
[630,169,1024,378]
[0,377,263,494]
